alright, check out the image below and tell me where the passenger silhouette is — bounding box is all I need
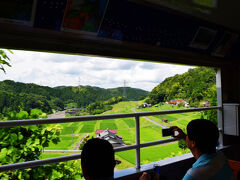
[81,138,116,180]
[139,119,234,180]
[172,119,234,180]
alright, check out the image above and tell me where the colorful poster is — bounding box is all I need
[0,0,36,26]
[62,0,108,34]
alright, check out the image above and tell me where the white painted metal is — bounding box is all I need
[216,68,224,145]
[135,116,141,169]
[0,107,221,172]
[0,138,178,172]
[0,106,220,127]
[223,103,239,136]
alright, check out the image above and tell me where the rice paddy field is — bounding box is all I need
[42,101,200,170]
[136,104,203,130]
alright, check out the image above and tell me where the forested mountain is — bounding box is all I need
[147,67,216,106]
[0,80,148,115]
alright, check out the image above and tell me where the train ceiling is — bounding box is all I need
[0,0,240,61]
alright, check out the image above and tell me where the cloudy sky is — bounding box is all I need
[0,50,195,91]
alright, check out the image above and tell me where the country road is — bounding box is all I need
[131,108,167,128]
[73,133,89,150]
[48,111,66,118]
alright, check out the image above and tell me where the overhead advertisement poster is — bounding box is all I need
[62,0,109,34]
[189,27,217,50]
[34,0,67,30]
[0,0,36,26]
[212,32,239,57]
[139,0,217,14]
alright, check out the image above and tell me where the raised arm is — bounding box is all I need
[171,126,187,140]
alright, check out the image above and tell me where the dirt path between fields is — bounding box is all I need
[131,108,167,128]
[73,133,89,150]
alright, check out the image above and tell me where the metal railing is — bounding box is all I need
[0,106,221,172]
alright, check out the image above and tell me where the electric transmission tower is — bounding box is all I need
[123,80,127,98]
[78,77,81,92]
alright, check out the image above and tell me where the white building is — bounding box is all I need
[95,129,126,147]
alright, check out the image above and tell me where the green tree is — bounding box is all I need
[177,127,188,150]
[207,93,218,125]
[0,49,12,73]
[0,50,82,179]
[148,67,216,106]
[0,80,148,115]
[178,139,187,150]
[52,98,64,111]
[0,115,82,179]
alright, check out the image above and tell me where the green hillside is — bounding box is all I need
[0,80,148,115]
[147,67,216,106]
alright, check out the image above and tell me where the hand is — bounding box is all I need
[139,172,151,180]
[171,126,186,140]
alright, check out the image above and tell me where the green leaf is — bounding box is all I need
[0,60,11,67]
[7,149,13,155]
[10,133,17,142]
[0,66,6,74]
[1,148,8,155]
[46,126,53,131]
[8,49,13,54]
[0,49,12,74]
[26,139,32,146]
[34,139,40,145]
[18,134,24,140]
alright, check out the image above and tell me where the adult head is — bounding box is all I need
[81,138,116,180]
[186,119,219,154]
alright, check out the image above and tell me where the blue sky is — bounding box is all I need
[0,50,194,91]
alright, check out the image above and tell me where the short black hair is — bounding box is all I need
[81,138,115,179]
[187,119,219,154]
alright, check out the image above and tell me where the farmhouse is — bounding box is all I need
[143,104,152,108]
[203,101,210,107]
[95,129,125,147]
[162,118,168,123]
[65,108,83,114]
[168,100,189,107]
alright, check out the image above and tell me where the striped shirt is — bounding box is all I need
[183,152,234,180]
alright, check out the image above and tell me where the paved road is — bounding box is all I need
[48,111,66,118]
[132,108,167,128]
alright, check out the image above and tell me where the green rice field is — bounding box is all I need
[136,104,203,130]
[43,101,200,170]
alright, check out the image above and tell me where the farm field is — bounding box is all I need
[43,101,200,170]
[45,134,85,150]
[116,142,189,165]
[136,104,203,129]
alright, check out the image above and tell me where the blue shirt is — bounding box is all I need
[183,152,234,180]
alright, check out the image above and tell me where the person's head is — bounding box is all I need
[186,119,219,154]
[81,138,116,180]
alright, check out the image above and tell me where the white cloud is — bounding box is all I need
[0,50,194,91]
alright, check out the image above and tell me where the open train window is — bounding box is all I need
[0,49,219,178]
